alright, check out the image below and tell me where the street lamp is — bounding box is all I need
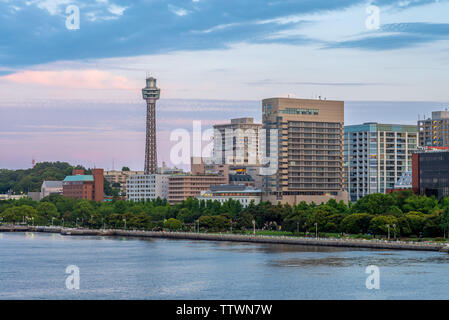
[304,222,307,237]
[296,221,299,235]
[123,218,127,230]
[252,219,256,235]
[314,223,318,238]
[393,224,396,240]
[62,218,64,228]
[386,224,390,240]
[196,220,199,233]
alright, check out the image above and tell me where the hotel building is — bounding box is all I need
[261,97,347,205]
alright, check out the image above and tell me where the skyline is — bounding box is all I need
[1,0,449,170]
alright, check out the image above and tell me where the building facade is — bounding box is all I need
[40,181,63,199]
[213,117,262,166]
[418,111,449,147]
[262,97,347,205]
[168,175,228,204]
[197,185,261,207]
[126,174,169,201]
[62,169,104,202]
[344,123,418,202]
[412,149,449,199]
[104,170,144,194]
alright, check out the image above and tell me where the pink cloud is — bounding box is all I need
[2,69,138,91]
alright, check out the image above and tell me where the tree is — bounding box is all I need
[236,212,254,230]
[37,202,59,223]
[341,213,373,234]
[199,215,230,232]
[164,218,183,231]
[368,215,399,236]
[122,167,130,171]
[405,212,425,236]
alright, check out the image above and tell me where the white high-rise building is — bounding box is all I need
[126,174,169,201]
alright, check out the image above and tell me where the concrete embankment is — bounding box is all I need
[1,225,447,252]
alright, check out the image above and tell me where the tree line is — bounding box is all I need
[1,190,449,238]
[0,161,119,196]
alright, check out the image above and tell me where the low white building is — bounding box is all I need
[126,174,169,201]
[197,185,261,207]
[40,181,63,199]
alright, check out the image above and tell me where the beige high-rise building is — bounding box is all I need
[262,97,348,205]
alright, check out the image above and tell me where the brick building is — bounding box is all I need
[62,169,104,202]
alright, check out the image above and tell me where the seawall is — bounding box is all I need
[1,225,448,252]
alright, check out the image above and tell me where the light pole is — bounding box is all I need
[296,221,299,235]
[196,220,199,233]
[314,222,318,238]
[123,218,127,230]
[62,218,64,228]
[304,222,307,237]
[393,224,396,240]
[387,224,390,240]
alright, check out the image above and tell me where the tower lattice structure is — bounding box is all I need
[142,77,160,175]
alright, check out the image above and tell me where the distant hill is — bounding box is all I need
[0,162,87,194]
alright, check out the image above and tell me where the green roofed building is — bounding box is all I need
[63,175,94,182]
[62,169,104,202]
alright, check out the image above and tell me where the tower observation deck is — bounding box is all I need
[142,76,160,174]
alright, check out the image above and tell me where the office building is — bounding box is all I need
[62,169,104,202]
[126,174,169,201]
[418,110,449,147]
[197,185,261,207]
[412,148,449,199]
[345,123,418,201]
[262,97,347,205]
[213,117,262,166]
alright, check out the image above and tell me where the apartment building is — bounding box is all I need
[418,110,449,148]
[344,123,418,202]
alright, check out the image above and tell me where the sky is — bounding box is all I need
[1,0,449,170]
